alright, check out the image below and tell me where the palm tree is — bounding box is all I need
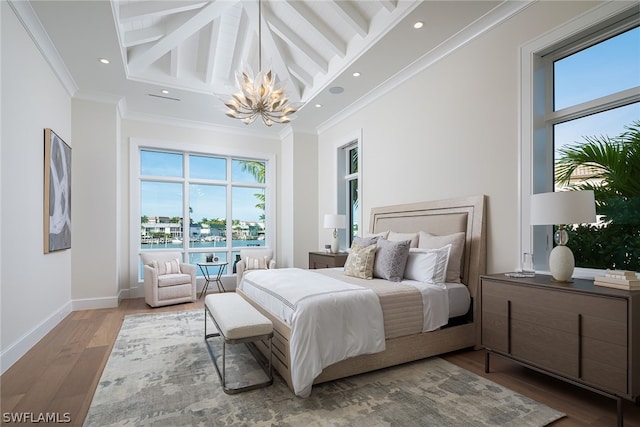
[239,160,266,220]
[555,120,640,270]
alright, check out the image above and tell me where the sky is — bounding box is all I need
[140,152,265,222]
[553,26,639,153]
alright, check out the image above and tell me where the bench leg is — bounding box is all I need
[204,305,273,394]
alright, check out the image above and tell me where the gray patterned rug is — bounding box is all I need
[84,310,564,426]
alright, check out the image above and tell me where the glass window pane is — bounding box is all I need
[232,186,266,246]
[554,26,640,110]
[189,184,226,248]
[232,159,265,183]
[553,106,640,271]
[349,147,358,174]
[189,155,226,180]
[140,150,183,177]
[140,181,183,249]
[350,179,359,242]
[554,102,640,156]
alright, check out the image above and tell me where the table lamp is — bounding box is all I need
[324,214,346,254]
[530,190,596,282]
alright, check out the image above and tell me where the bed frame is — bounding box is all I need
[237,195,486,392]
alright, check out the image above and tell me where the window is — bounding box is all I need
[132,143,273,281]
[522,5,640,274]
[338,140,360,248]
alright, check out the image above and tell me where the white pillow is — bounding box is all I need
[153,258,181,275]
[404,245,451,284]
[245,256,269,270]
[418,231,465,283]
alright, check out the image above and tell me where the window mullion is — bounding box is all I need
[546,86,640,124]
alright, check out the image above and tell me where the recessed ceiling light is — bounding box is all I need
[329,86,344,94]
[414,21,424,29]
[352,72,361,77]
[315,104,322,108]
[161,89,169,94]
[99,58,110,64]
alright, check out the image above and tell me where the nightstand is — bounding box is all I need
[308,251,348,269]
[480,273,640,426]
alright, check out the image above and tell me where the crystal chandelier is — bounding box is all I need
[223,0,297,126]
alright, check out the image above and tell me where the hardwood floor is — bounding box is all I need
[1,297,638,426]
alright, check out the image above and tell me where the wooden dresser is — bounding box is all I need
[308,252,348,269]
[480,274,639,426]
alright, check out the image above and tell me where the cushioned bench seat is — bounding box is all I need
[204,293,273,394]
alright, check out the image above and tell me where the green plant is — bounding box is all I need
[555,120,640,271]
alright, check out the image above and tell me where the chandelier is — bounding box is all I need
[223,0,297,126]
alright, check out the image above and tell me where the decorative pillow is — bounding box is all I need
[364,230,389,240]
[388,231,419,248]
[404,245,451,284]
[245,256,269,270]
[418,231,465,283]
[373,238,411,282]
[344,243,377,279]
[353,235,380,247]
[153,258,181,275]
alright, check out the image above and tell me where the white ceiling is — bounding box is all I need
[23,0,525,135]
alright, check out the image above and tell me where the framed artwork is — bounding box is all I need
[44,128,71,253]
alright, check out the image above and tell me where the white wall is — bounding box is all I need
[71,98,121,308]
[317,1,601,275]
[280,130,319,268]
[1,2,73,372]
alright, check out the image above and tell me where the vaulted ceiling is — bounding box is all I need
[23,1,523,133]
[115,0,416,103]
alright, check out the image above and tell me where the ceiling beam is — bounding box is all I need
[118,1,208,24]
[264,8,329,74]
[122,26,164,48]
[334,1,368,38]
[378,0,397,13]
[283,1,346,57]
[127,1,235,73]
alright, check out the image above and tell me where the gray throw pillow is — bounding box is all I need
[353,236,379,247]
[373,238,411,282]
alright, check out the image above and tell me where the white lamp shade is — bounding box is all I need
[323,214,346,229]
[530,190,596,225]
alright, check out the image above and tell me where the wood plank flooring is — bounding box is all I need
[1,297,638,426]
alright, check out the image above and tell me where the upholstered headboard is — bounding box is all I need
[369,195,486,297]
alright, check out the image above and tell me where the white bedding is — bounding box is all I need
[401,280,449,332]
[239,268,385,397]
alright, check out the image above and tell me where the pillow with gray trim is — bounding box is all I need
[404,245,451,284]
[418,231,465,283]
[373,238,411,282]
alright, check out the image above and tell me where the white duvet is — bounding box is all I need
[239,268,385,397]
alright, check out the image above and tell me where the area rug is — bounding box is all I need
[84,310,564,427]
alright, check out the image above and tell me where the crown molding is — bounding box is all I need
[8,0,78,97]
[317,0,534,134]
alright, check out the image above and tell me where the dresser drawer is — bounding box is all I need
[481,278,629,394]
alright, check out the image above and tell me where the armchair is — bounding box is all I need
[236,248,276,286]
[140,252,197,307]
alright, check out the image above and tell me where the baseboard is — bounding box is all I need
[0,301,73,375]
[72,295,119,311]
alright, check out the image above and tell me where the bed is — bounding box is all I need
[237,195,486,396]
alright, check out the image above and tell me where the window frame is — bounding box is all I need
[129,138,276,287]
[519,2,640,278]
[336,132,362,250]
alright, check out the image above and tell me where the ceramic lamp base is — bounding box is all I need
[549,245,574,282]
